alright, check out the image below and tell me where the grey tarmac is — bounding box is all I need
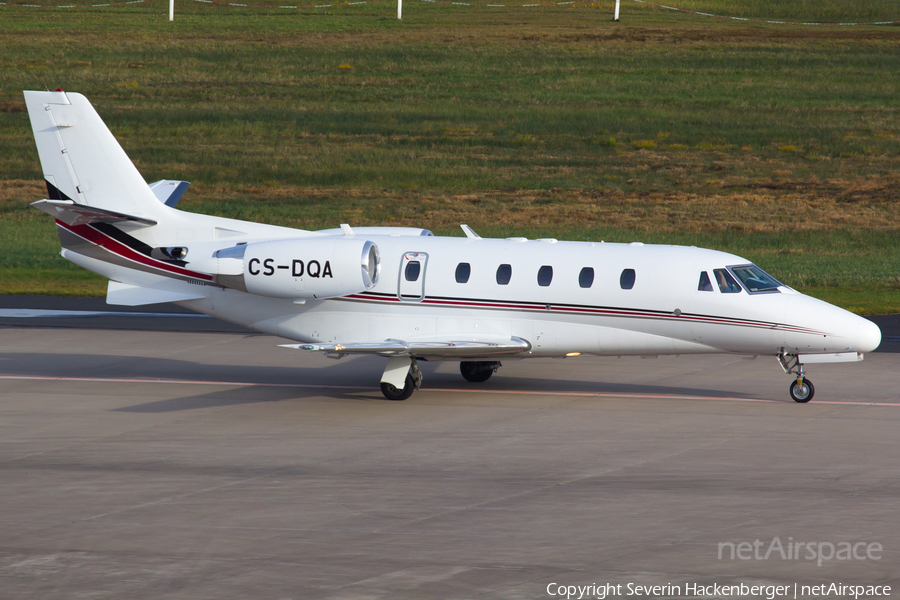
[1,324,899,599]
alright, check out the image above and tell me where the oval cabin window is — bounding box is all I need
[537,265,553,287]
[620,268,636,290]
[579,267,594,288]
[456,262,471,284]
[496,264,512,285]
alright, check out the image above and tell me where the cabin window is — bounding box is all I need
[537,265,553,287]
[713,268,742,293]
[579,267,594,288]
[698,271,714,292]
[620,269,636,290]
[405,261,421,282]
[730,265,782,293]
[455,262,471,284]
[496,264,512,285]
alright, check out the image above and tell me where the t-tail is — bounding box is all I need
[24,90,176,228]
[25,88,326,308]
[23,90,299,306]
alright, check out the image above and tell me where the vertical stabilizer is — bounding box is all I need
[24,90,166,224]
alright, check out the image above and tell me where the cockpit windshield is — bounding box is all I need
[729,264,783,293]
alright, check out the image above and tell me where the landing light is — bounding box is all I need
[566,352,581,357]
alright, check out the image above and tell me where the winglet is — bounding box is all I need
[340,224,354,236]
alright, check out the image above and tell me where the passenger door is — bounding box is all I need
[398,252,428,301]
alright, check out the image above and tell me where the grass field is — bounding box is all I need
[1,0,898,311]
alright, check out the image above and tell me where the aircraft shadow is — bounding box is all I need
[421,371,778,402]
[1,351,778,412]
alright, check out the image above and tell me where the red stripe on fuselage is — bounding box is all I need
[57,221,214,281]
[339,292,827,335]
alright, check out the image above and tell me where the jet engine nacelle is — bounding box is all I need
[196,237,380,300]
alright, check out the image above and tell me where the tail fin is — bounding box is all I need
[24,90,167,224]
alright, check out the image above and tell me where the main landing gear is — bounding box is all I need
[778,353,814,403]
[379,359,503,400]
[379,356,423,401]
[460,361,501,383]
[380,374,416,401]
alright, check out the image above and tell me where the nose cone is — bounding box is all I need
[855,317,882,353]
[784,295,882,354]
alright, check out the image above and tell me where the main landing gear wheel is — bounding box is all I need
[460,361,499,383]
[790,378,815,403]
[381,373,416,401]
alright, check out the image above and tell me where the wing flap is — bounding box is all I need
[281,336,532,358]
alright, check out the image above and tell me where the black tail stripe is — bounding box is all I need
[45,180,71,201]
[92,222,154,256]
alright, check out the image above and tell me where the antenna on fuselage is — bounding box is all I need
[460,224,481,240]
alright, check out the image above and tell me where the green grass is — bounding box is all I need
[636,0,900,22]
[1,1,898,311]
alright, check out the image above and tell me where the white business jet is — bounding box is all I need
[24,90,881,402]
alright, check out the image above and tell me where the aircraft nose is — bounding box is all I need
[854,317,882,353]
[784,296,882,354]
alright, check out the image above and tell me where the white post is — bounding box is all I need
[613,0,620,20]
[397,0,402,19]
[169,0,174,21]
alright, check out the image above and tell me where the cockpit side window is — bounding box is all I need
[713,268,742,293]
[698,271,714,292]
[730,264,782,293]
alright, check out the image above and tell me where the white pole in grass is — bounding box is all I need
[613,0,620,20]
[169,0,174,21]
[397,0,402,19]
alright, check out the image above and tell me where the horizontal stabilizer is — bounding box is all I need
[106,281,207,306]
[32,199,157,227]
[148,180,190,207]
[281,336,532,358]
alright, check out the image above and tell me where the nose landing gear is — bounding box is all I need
[778,353,815,403]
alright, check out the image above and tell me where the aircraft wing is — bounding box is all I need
[281,336,532,359]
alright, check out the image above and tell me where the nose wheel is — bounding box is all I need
[789,378,814,403]
[778,353,815,403]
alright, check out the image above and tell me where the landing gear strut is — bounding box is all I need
[778,353,814,403]
[460,361,501,383]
